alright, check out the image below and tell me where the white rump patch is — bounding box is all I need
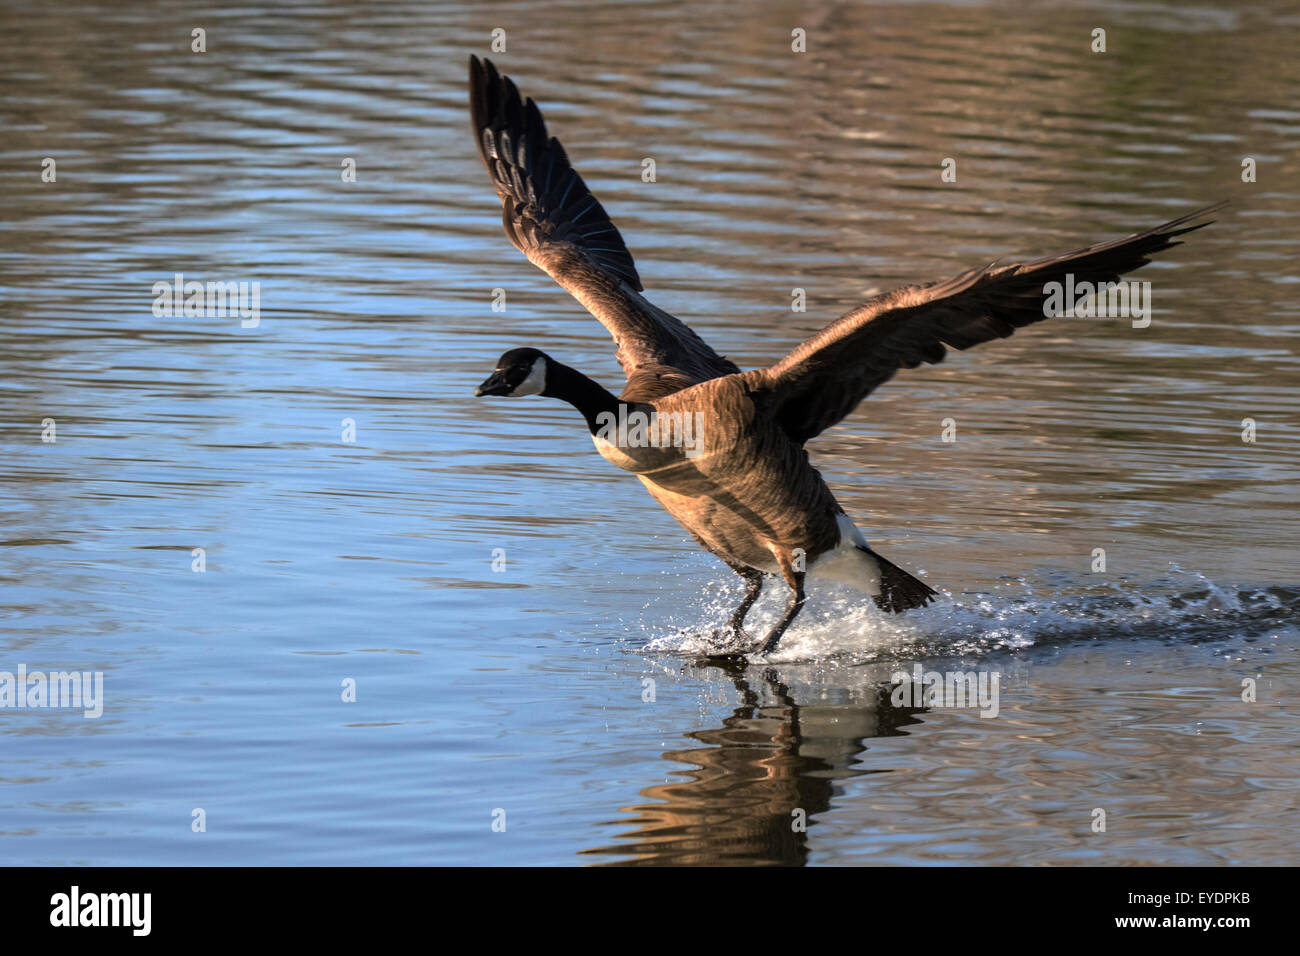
[807,514,882,595]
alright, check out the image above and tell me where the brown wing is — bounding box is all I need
[752,203,1225,444]
[468,56,739,400]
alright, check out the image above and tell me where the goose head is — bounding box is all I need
[474,348,549,397]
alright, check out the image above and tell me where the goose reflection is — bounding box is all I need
[581,659,927,866]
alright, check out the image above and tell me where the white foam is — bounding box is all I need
[635,566,1294,664]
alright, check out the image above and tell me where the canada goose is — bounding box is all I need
[467,55,1221,655]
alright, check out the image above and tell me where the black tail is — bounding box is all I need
[857,546,938,613]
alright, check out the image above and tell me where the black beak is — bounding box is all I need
[474,370,511,397]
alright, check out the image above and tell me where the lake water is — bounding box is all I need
[1,0,1297,866]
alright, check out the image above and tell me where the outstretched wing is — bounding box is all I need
[468,56,739,400]
[752,203,1224,444]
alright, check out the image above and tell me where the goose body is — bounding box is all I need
[466,56,1221,655]
[596,375,841,574]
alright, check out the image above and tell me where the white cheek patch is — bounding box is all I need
[513,356,547,396]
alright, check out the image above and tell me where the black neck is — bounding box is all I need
[542,361,623,432]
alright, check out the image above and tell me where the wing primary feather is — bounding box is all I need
[755,203,1225,443]
[467,55,739,399]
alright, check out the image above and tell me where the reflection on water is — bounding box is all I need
[592,598,1300,865]
[1,1,1298,865]
[583,662,926,866]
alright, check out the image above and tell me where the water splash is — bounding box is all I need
[639,567,1298,663]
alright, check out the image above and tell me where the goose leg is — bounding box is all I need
[727,564,765,635]
[757,552,806,655]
